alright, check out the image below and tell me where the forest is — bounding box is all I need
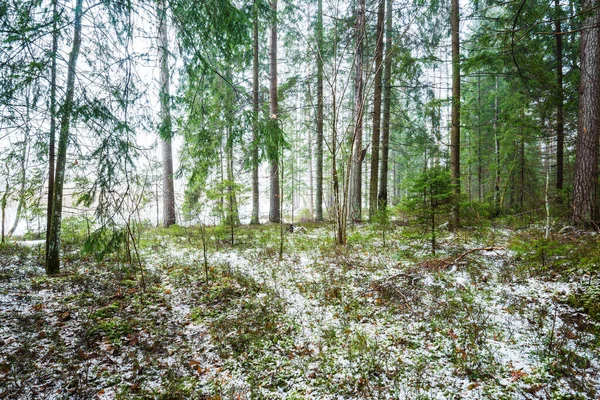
[1,0,600,398]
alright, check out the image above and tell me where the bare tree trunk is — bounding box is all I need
[494,77,501,214]
[308,123,314,218]
[350,0,365,222]
[332,90,346,244]
[46,0,83,275]
[573,0,600,225]
[269,0,281,223]
[251,1,260,225]
[219,144,224,224]
[1,180,7,244]
[46,0,58,261]
[158,0,176,227]
[477,74,482,202]
[378,0,393,209]
[9,90,30,237]
[369,0,385,218]
[554,0,565,192]
[315,0,324,222]
[450,0,461,230]
[226,128,240,227]
[520,122,525,210]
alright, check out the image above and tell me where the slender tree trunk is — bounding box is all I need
[520,123,525,210]
[219,144,224,224]
[350,0,365,222]
[393,152,397,203]
[46,0,83,275]
[251,2,260,225]
[378,0,393,209]
[467,130,473,202]
[369,0,385,218]
[269,0,281,223]
[494,77,501,213]
[308,123,314,218]
[332,90,346,244]
[1,190,6,244]
[477,74,482,202]
[573,0,600,225]
[46,0,58,261]
[158,0,176,227]
[226,128,240,227]
[554,0,565,192]
[1,194,5,244]
[450,0,461,229]
[9,92,30,237]
[315,0,324,222]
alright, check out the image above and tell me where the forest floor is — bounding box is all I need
[1,221,600,399]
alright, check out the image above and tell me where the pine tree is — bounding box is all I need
[369,0,385,218]
[572,0,600,225]
[269,0,281,223]
[47,0,84,275]
[158,0,176,227]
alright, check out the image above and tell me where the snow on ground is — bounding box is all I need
[1,225,599,398]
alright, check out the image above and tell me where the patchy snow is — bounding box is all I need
[1,226,600,398]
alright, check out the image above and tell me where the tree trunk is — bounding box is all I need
[450,0,461,230]
[251,2,260,225]
[572,0,600,225]
[158,0,176,227]
[219,144,224,224]
[269,0,281,223]
[350,0,365,222]
[46,0,83,275]
[520,123,525,210]
[9,91,30,237]
[477,74,482,202]
[1,190,6,244]
[378,0,393,209]
[554,0,565,192]
[46,0,58,261]
[308,121,314,218]
[226,128,240,228]
[332,89,346,244]
[494,77,501,214]
[369,0,385,218]
[1,181,7,244]
[315,0,324,222]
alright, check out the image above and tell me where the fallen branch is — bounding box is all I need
[442,246,506,269]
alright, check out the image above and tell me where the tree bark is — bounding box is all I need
[1,188,6,244]
[369,0,385,218]
[477,74,482,202]
[251,2,260,225]
[315,0,324,222]
[554,0,565,192]
[226,127,240,227]
[350,0,365,222]
[378,0,393,209]
[46,0,58,262]
[158,0,176,227]
[269,0,281,223]
[572,0,600,225]
[9,89,30,237]
[1,192,5,244]
[46,0,83,275]
[450,0,461,230]
[494,77,501,213]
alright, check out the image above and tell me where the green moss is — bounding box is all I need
[90,317,132,344]
[90,302,120,320]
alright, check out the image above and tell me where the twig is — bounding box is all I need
[441,246,506,269]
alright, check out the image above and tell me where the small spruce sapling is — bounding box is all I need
[403,167,452,254]
[372,205,392,247]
